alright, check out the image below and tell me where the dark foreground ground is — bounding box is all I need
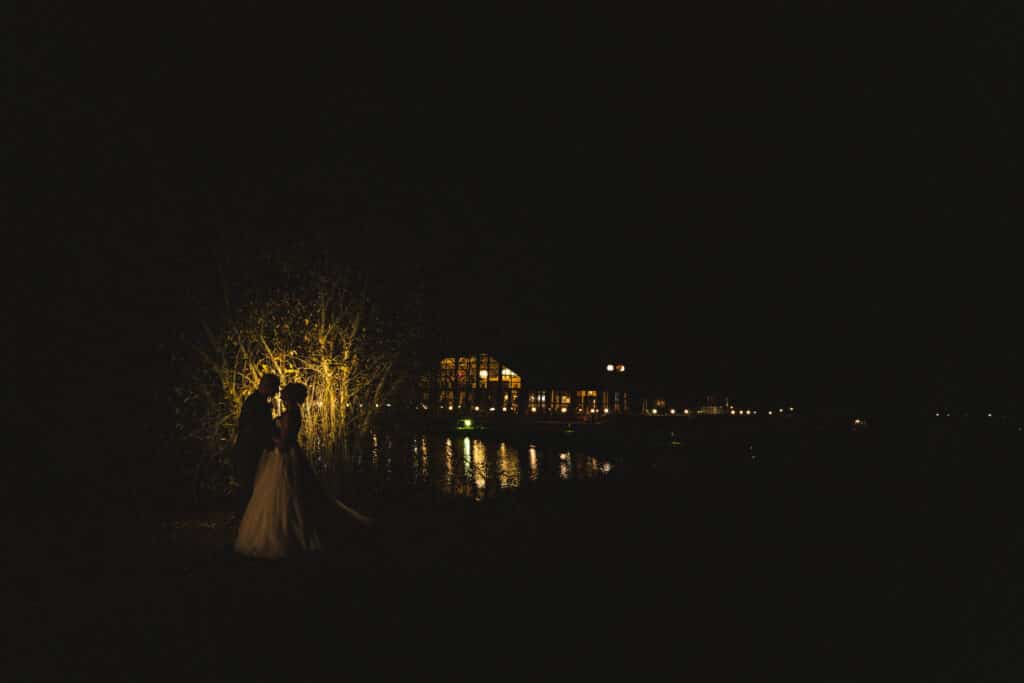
[8,420,1024,681]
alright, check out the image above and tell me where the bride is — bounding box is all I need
[235,382,371,559]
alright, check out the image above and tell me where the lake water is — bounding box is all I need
[341,434,615,501]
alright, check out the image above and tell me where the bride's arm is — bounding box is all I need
[270,414,287,449]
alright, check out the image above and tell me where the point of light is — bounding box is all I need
[652,409,658,415]
[560,407,567,413]
[670,409,676,414]
[616,364,625,373]
[683,408,689,415]
[473,406,479,411]
[479,370,488,378]
[606,364,615,372]
[530,407,537,412]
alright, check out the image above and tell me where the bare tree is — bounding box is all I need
[181,267,420,498]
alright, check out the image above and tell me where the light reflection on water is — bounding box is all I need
[350,434,613,501]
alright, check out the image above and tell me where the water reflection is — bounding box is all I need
[347,434,613,501]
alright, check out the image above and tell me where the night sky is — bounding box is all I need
[15,4,1021,416]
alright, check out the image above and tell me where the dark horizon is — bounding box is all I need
[14,3,1021,417]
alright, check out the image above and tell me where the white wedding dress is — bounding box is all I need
[235,411,369,559]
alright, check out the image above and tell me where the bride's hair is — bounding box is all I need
[280,383,308,405]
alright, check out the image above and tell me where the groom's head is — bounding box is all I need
[258,373,281,397]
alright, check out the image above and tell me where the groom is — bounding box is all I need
[232,373,280,516]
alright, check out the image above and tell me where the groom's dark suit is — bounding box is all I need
[233,390,275,514]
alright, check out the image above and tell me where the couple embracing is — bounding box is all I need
[231,373,370,559]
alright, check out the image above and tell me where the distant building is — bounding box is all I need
[697,394,731,416]
[422,353,631,416]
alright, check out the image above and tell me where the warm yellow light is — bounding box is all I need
[789,407,794,412]
[606,364,615,372]
[745,410,751,415]
[473,406,479,411]
[530,407,537,413]
[560,407,567,413]
[730,409,736,415]
[616,364,625,372]
[603,408,609,413]
[489,407,496,411]
[683,409,689,415]
[651,409,658,415]
[448,406,453,411]
[479,370,488,378]
[670,409,676,414]
[768,410,773,415]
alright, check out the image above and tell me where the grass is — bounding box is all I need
[10,422,1024,680]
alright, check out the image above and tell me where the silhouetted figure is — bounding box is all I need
[235,382,372,559]
[232,373,280,516]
